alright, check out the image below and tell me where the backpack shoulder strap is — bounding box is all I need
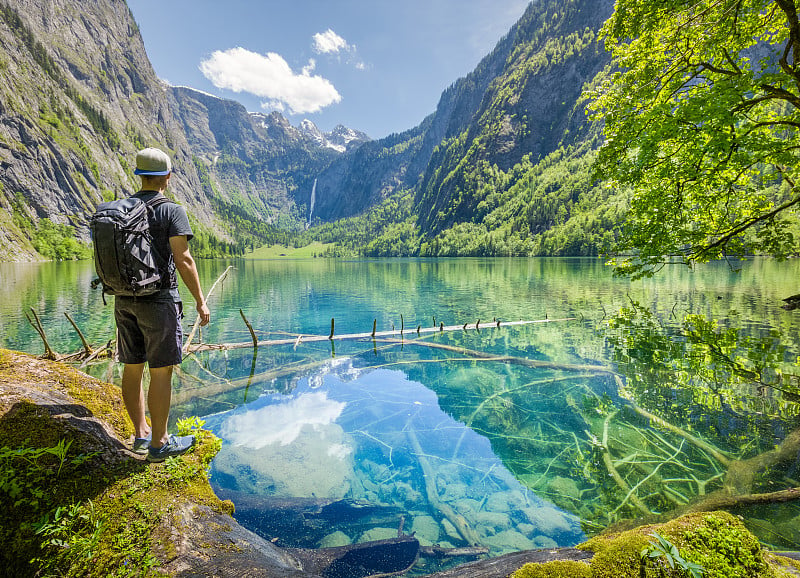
[144,194,171,210]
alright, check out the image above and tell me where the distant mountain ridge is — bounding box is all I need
[169,85,367,225]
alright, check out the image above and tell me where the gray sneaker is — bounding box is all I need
[132,434,152,455]
[146,434,196,463]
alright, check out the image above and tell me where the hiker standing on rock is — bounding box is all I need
[93,147,210,462]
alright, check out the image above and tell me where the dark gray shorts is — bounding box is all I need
[115,298,183,368]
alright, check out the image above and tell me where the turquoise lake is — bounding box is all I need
[2,257,799,574]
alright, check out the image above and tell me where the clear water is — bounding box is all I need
[2,257,800,571]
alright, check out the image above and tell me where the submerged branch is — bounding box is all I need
[601,411,652,517]
[185,318,582,353]
[615,375,733,467]
[25,307,57,360]
[684,487,800,513]
[183,265,234,352]
[64,312,93,356]
[406,424,482,547]
[374,336,614,375]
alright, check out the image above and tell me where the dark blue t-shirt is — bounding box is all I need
[124,190,193,302]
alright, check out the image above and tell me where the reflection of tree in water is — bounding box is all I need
[413,305,800,544]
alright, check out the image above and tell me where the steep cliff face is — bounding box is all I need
[0,0,215,260]
[416,0,614,234]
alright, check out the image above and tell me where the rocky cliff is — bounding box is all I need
[170,86,368,225]
[0,0,367,260]
[0,0,213,260]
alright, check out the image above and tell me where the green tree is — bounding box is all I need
[590,0,800,279]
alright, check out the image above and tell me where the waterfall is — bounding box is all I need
[308,178,317,226]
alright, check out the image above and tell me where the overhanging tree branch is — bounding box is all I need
[691,192,800,261]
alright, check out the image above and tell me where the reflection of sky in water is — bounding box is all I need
[220,391,347,449]
[204,357,585,554]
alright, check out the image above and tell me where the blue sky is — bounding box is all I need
[127,1,531,139]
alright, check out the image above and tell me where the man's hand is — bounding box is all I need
[197,301,210,326]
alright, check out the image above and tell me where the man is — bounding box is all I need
[116,147,211,462]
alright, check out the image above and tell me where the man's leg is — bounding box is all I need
[121,363,150,439]
[148,364,174,448]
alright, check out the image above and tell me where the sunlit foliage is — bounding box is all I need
[590,0,800,278]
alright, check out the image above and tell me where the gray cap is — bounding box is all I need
[134,147,172,176]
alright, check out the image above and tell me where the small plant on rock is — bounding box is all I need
[640,532,704,578]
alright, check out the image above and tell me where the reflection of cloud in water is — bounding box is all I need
[220,391,346,449]
[207,358,585,548]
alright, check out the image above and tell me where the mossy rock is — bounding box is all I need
[511,559,592,577]
[0,349,232,576]
[578,511,787,578]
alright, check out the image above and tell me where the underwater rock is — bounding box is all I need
[522,506,574,535]
[411,515,441,545]
[476,511,512,535]
[546,476,581,501]
[391,480,424,504]
[486,490,528,512]
[357,527,399,543]
[318,531,352,548]
[441,481,468,502]
[483,529,536,554]
[453,498,482,522]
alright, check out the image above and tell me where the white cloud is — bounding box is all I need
[312,29,351,54]
[199,47,341,114]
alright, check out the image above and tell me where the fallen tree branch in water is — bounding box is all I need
[25,307,57,360]
[183,265,234,352]
[64,312,93,356]
[601,411,652,517]
[374,337,614,375]
[683,486,800,513]
[171,358,329,405]
[614,375,733,467]
[419,545,489,558]
[185,317,582,353]
[406,424,482,547]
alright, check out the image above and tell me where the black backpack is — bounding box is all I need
[90,195,169,297]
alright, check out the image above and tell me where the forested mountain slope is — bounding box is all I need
[0,0,209,260]
[304,0,623,257]
[0,0,624,261]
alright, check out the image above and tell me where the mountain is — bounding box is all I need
[0,0,210,260]
[305,0,621,257]
[298,120,369,154]
[0,0,366,260]
[0,0,621,261]
[170,86,368,227]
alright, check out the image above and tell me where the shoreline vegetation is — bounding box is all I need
[3,348,800,576]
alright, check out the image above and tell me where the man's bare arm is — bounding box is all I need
[169,235,210,326]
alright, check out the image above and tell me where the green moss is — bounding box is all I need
[0,350,227,576]
[576,511,784,578]
[680,513,772,577]
[511,560,592,577]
